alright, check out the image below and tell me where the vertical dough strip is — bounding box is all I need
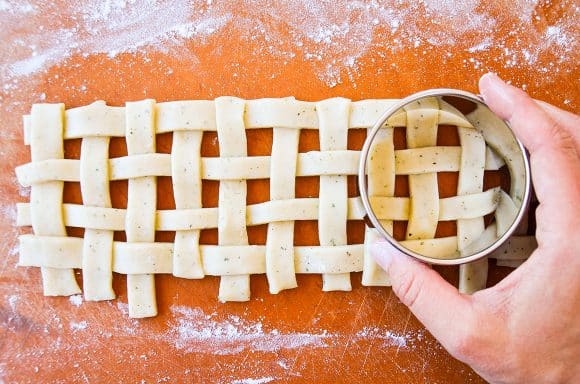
[171,128,204,279]
[80,102,115,300]
[362,126,394,286]
[29,103,81,296]
[215,97,251,302]
[456,124,488,294]
[404,98,440,241]
[316,98,352,291]
[266,101,300,293]
[125,99,158,318]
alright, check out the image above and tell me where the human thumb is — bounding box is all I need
[371,240,475,348]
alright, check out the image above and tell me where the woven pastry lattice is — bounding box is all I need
[15,97,536,318]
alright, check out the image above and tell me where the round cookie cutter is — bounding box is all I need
[358,89,532,265]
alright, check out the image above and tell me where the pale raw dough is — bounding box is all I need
[124,99,158,318]
[28,103,80,296]
[16,97,534,318]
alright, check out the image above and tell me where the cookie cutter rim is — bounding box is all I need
[357,88,532,266]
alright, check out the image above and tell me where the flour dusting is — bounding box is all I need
[69,295,83,307]
[355,326,425,348]
[0,0,35,14]
[70,320,88,331]
[160,304,426,357]
[1,0,230,77]
[231,378,275,384]
[1,0,577,91]
[2,296,435,382]
[7,294,18,311]
[1,204,20,271]
[1,204,17,227]
[169,305,329,354]
[17,184,30,198]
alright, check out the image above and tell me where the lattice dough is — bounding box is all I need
[15,97,536,318]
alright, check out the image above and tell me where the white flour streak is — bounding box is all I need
[0,0,35,14]
[2,0,231,77]
[116,301,129,315]
[545,26,575,53]
[1,204,17,225]
[70,320,88,331]
[0,204,20,267]
[166,305,423,356]
[355,326,425,349]
[468,38,493,53]
[18,184,30,198]
[231,378,275,384]
[69,295,83,307]
[420,0,495,35]
[8,294,18,311]
[169,305,329,354]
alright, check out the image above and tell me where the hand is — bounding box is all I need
[371,73,580,383]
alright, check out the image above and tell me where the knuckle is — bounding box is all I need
[393,270,422,308]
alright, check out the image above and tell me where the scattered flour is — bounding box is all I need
[231,378,275,384]
[70,320,88,331]
[2,297,431,381]
[1,204,17,226]
[116,301,129,315]
[0,0,35,14]
[17,184,30,198]
[355,326,424,349]
[276,360,289,370]
[165,305,423,356]
[0,204,20,270]
[1,0,231,77]
[69,295,83,307]
[467,38,493,53]
[169,305,329,354]
[0,0,577,90]
[7,294,18,311]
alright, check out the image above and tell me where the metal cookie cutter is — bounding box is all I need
[358,89,532,265]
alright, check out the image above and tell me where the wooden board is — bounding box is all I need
[0,1,577,383]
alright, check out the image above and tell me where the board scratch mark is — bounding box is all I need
[288,292,326,373]
[361,289,392,371]
[337,289,369,368]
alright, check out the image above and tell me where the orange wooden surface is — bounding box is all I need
[1,1,578,383]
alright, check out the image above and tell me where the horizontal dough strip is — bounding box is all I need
[19,233,535,275]
[15,198,364,230]
[17,188,502,231]
[16,147,504,186]
[16,234,451,274]
[370,187,501,221]
[23,99,475,143]
[19,234,364,275]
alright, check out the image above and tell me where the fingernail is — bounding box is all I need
[479,73,513,113]
[370,240,397,271]
[480,72,501,84]
[479,73,502,97]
